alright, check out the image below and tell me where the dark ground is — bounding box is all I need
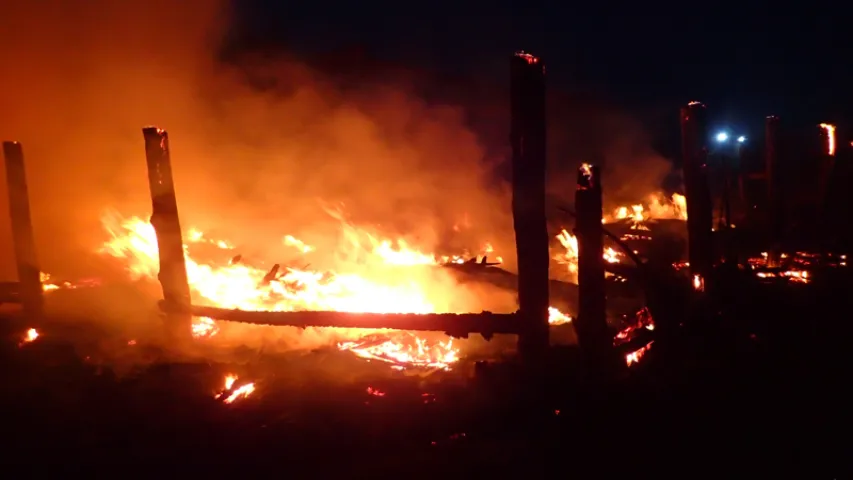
[1,269,851,477]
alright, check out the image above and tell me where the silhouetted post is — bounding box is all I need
[142,127,192,341]
[765,116,782,251]
[510,51,550,361]
[817,123,836,210]
[679,102,713,280]
[817,123,837,254]
[2,142,43,320]
[574,164,617,372]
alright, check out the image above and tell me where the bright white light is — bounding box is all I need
[737,136,746,143]
[716,132,729,143]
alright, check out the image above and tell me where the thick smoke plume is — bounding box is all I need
[0,0,508,284]
[0,1,673,357]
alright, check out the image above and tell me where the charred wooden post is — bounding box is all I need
[574,164,617,371]
[142,127,192,340]
[2,142,43,319]
[817,123,836,208]
[765,116,782,248]
[679,102,713,280]
[510,51,550,361]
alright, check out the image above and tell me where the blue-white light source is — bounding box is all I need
[737,135,746,143]
[716,132,729,143]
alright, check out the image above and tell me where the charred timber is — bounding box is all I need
[2,141,44,319]
[817,123,836,234]
[574,164,619,372]
[158,301,520,339]
[679,103,713,278]
[510,51,550,360]
[765,116,782,243]
[142,127,193,340]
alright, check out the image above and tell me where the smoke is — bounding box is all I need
[0,0,508,282]
[0,1,673,364]
[544,94,674,210]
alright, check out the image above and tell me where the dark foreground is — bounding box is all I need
[1,275,852,477]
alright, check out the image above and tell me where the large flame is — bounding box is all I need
[98,210,572,370]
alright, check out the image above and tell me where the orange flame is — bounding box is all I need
[98,210,574,370]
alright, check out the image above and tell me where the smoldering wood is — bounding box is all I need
[142,127,193,339]
[510,52,550,360]
[2,141,44,319]
[158,300,521,338]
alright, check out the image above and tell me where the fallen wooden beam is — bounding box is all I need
[158,300,521,338]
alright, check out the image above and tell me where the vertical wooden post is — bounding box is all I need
[575,164,617,372]
[2,141,44,320]
[817,123,837,254]
[510,51,550,361]
[679,102,714,280]
[142,127,192,341]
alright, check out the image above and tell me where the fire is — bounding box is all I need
[99,210,575,369]
[338,333,459,371]
[40,272,98,292]
[215,374,255,404]
[819,123,836,156]
[604,193,687,226]
[554,192,687,280]
[20,328,39,345]
[548,306,572,325]
[692,274,704,291]
[626,341,653,366]
[554,229,622,281]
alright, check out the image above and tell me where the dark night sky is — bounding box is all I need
[228,1,851,145]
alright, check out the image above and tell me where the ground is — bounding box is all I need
[1,274,851,476]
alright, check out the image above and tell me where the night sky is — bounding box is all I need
[230,0,851,139]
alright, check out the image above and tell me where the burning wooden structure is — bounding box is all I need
[0,141,44,319]
[144,52,616,367]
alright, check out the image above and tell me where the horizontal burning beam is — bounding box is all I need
[159,301,522,337]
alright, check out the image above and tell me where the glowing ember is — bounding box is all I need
[819,123,836,156]
[20,328,39,345]
[366,386,386,397]
[692,274,705,291]
[338,333,459,371]
[626,341,653,366]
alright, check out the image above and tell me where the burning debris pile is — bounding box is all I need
[97,209,578,371]
[553,192,687,281]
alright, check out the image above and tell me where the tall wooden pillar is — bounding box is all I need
[142,127,192,341]
[2,141,44,320]
[679,102,714,279]
[574,164,616,371]
[510,51,550,361]
[765,116,782,246]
